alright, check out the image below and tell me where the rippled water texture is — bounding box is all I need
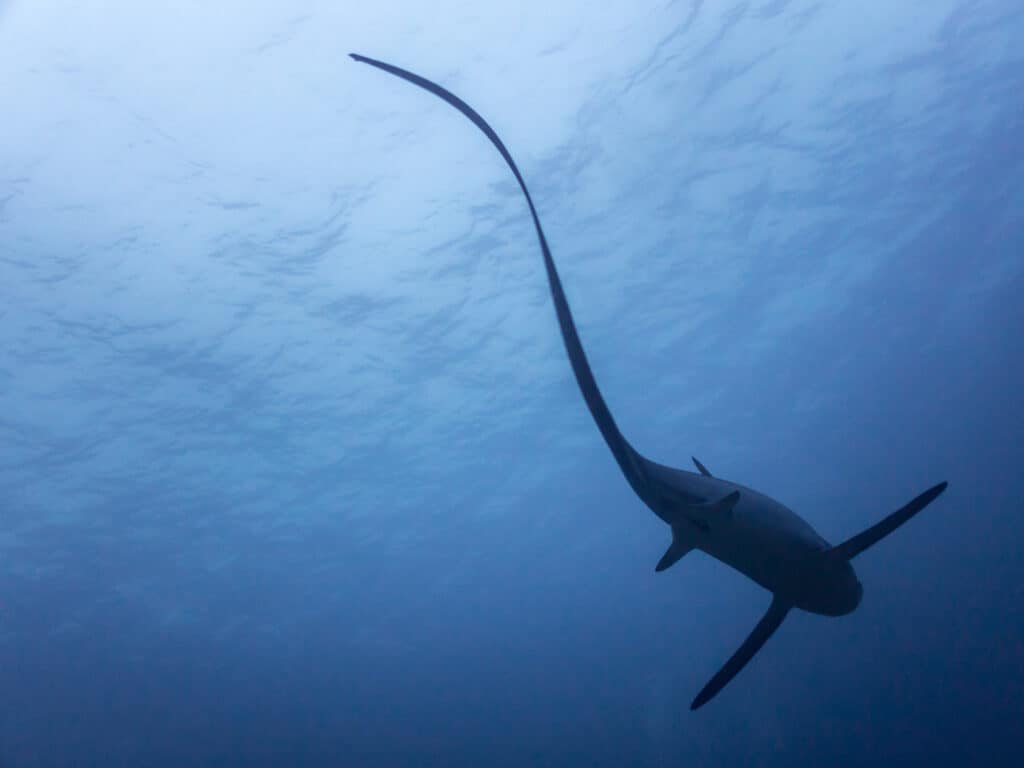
[1,2,1022,765]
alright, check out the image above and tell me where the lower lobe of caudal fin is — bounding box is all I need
[832,481,948,560]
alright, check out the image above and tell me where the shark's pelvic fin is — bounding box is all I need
[349,53,647,495]
[691,490,740,518]
[691,596,791,710]
[692,456,713,477]
[831,481,948,561]
[655,529,692,572]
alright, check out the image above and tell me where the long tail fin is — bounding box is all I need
[350,54,645,490]
[832,481,948,560]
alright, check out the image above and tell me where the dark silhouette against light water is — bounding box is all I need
[351,53,949,710]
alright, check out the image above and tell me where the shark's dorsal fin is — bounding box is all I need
[350,53,646,493]
[692,456,712,477]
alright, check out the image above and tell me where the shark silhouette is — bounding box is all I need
[351,54,948,710]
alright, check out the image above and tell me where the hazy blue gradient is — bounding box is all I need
[2,1,1022,766]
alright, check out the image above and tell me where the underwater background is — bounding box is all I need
[1,1,1022,765]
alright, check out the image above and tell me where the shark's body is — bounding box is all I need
[640,461,861,615]
[352,54,947,710]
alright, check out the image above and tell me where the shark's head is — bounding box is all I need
[811,557,863,616]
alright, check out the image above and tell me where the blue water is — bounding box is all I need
[2,1,1022,765]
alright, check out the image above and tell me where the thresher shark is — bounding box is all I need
[351,54,948,710]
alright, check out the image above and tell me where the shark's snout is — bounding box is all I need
[847,577,864,613]
[830,565,863,616]
[800,558,863,616]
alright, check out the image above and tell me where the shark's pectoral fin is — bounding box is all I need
[692,456,713,477]
[831,481,948,560]
[691,596,790,710]
[655,529,693,572]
